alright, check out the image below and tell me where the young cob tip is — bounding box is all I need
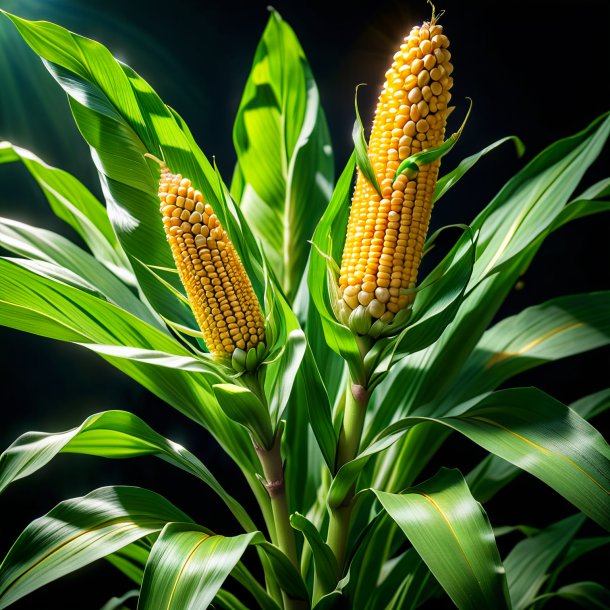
[338,16,454,337]
[147,154,266,372]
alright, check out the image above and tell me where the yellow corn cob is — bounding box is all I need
[149,156,266,369]
[338,19,453,335]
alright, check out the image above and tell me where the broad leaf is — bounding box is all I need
[0,410,254,531]
[329,388,610,532]
[0,486,190,609]
[1,10,263,332]
[436,291,610,411]
[0,216,160,329]
[0,141,131,283]
[374,468,510,610]
[373,113,610,424]
[138,523,256,610]
[467,389,610,503]
[0,258,260,479]
[233,10,333,300]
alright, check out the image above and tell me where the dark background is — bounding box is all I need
[0,0,609,607]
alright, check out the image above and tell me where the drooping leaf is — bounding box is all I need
[503,514,585,610]
[0,216,161,328]
[0,257,260,479]
[0,141,132,283]
[373,112,610,423]
[139,524,306,609]
[0,410,254,531]
[329,388,610,532]
[374,468,510,610]
[467,389,610,503]
[368,113,610,500]
[0,486,191,609]
[435,291,610,411]
[530,582,610,610]
[433,135,524,203]
[0,10,263,332]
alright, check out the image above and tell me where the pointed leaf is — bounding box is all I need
[374,468,510,610]
[330,388,610,531]
[213,384,274,450]
[504,514,585,609]
[0,486,191,609]
[0,410,254,531]
[233,10,333,300]
[290,512,338,599]
[0,141,131,282]
[138,523,256,610]
[434,136,524,203]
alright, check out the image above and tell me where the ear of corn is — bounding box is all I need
[149,156,266,371]
[338,19,453,336]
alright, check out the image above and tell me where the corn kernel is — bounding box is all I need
[338,18,453,335]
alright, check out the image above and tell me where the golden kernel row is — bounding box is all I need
[157,168,265,358]
[339,19,453,330]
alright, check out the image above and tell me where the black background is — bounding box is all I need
[0,0,609,608]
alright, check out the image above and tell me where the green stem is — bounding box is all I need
[256,433,307,610]
[326,380,370,571]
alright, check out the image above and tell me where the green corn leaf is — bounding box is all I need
[547,536,610,596]
[233,9,333,301]
[105,539,151,585]
[503,514,585,609]
[549,177,610,230]
[433,135,525,203]
[374,468,510,610]
[367,113,610,502]
[213,589,254,610]
[99,590,139,610]
[467,388,610,503]
[0,409,254,532]
[0,10,263,328]
[0,486,191,609]
[0,141,132,283]
[529,582,610,610]
[139,524,306,609]
[352,84,382,197]
[365,548,434,610]
[329,388,610,531]
[372,112,610,427]
[0,258,259,479]
[290,512,338,600]
[308,153,363,382]
[0,217,162,329]
[435,291,610,412]
[213,384,274,451]
[138,523,256,610]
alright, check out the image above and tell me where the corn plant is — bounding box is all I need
[1,7,609,610]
